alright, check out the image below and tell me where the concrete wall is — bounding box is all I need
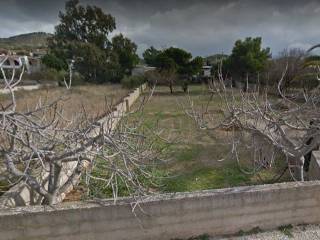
[0,84,147,208]
[308,151,320,180]
[1,181,320,240]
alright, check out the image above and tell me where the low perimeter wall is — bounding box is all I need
[0,83,147,208]
[1,181,320,240]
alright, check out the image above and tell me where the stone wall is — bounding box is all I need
[1,181,320,240]
[0,84,147,208]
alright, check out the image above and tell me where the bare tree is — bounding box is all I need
[185,60,320,182]
[0,55,158,206]
[145,69,177,94]
[267,48,307,92]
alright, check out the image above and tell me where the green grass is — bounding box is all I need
[278,225,294,238]
[237,227,263,236]
[162,164,251,192]
[86,85,291,198]
[175,144,203,162]
[126,85,291,194]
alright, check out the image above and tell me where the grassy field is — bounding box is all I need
[0,84,129,120]
[128,85,291,193]
[0,83,290,200]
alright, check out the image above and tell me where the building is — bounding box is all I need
[132,65,156,76]
[0,53,43,74]
[0,55,26,69]
[202,65,212,77]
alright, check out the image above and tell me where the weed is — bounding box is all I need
[278,224,294,238]
[237,227,263,236]
[172,233,210,240]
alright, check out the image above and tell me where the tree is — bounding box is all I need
[111,34,139,75]
[299,45,320,91]
[267,48,306,91]
[187,60,320,182]
[71,42,108,83]
[51,0,115,50]
[42,54,67,71]
[160,47,192,75]
[48,0,138,83]
[304,44,320,68]
[155,53,177,93]
[188,56,204,75]
[143,46,162,66]
[153,47,203,93]
[182,56,204,92]
[48,0,115,83]
[0,55,157,206]
[227,37,271,89]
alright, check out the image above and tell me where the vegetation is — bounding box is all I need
[278,225,294,238]
[121,75,146,89]
[205,53,228,66]
[215,37,271,89]
[143,46,203,93]
[41,53,67,71]
[0,84,128,120]
[24,68,66,82]
[84,85,290,199]
[143,46,161,66]
[45,0,139,83]
[112,34,139,75]
[227,37,271,77]
[172,234,210,240]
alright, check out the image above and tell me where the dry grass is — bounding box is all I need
[0,84,129,120]
[0,84,129,197]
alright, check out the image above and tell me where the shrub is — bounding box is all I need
[41,54,67,71]
[71,72,85,85]
[24,69,66,82]
[121,75,146,89]
[145,70,161,87]
[181,78,190,92]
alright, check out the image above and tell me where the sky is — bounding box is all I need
[0,0,320,57]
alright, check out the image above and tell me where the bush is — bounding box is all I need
[181,78,190,92]
[41,54,67,71]
[145,70,161,87]
[24,69,66,82]
[121,75,146,89]
[71,72,85,85]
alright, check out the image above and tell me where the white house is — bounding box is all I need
[132,65,156,76]
[0,55,28,70]
[202,65,212,77]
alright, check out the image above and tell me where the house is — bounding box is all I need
[0,53,44,74]
[132,65,156,76]
[202,65,212,77]
[0,55,25,69]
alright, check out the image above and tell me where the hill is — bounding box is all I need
[0,32,52,50]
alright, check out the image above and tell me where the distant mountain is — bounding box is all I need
[0,32,52,50]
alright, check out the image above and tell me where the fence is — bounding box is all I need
[1,181,320,240]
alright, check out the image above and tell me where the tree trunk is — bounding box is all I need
[289,156,305,181]
[246,72,249,92]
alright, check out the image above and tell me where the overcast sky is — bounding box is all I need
[0,0,320,57]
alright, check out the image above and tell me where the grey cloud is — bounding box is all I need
[0,0,319,56]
